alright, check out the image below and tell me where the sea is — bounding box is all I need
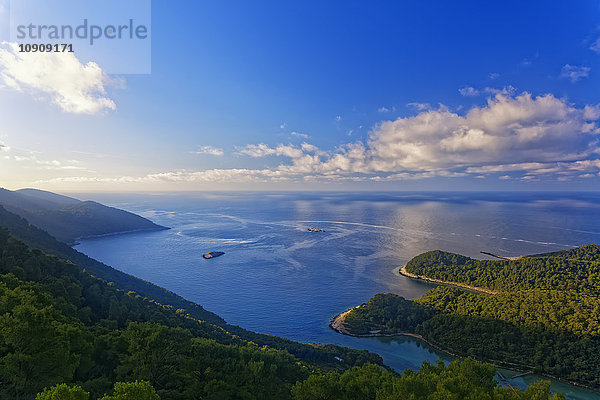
[71,191,600,400]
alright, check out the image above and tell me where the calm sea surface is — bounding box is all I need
[73,192,600,400]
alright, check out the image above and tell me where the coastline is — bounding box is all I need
[399,264,499,295]
[329,307,600,393]
[329,307,465,357]
[69,226,170,246]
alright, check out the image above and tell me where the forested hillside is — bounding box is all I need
[0,188,166,243]
[342,247,600,389]
[405,247,600,293]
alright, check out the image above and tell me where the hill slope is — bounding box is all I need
[0,188,167,243]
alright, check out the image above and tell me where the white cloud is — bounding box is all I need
[241,92,600,180]
[0,42,116,114]
[365,93,600,173]
[483,86,516,96]
[291,131,310,139]
[489,73,500,80]
[590,38,600,54]
[335,115,342,121]
[560,64,591,83]
[407,102,431,111]
[459,86,479,97]
[280,123,287,129]
[38,168,293,185]
[192,145,224,156]
[237,143,304,158]
[12,153,85,170]
[34,91,600,186]
[378,106,396,113]
[0,141,8,152]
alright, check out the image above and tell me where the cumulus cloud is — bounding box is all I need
[0,42,116,114]
[0,141,8,152]
[365,93,599,172]
[36,92,600,186]
[237,92,600,180]
[560,64,591,83]
[459,86,479,96]
[192,146,224,156]
[237,143,305,158]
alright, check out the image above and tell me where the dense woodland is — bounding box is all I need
[344,247,600,388]
[405,247,600,293]
[0,204,563,398]
[292,359,565,400]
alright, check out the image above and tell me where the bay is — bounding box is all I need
[73,191,600,400]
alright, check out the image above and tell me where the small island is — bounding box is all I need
[203,251,225,259]
[307,227,323,232]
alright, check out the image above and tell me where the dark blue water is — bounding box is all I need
[73,192,600,400]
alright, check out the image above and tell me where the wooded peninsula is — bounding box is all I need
[336,246,600,391]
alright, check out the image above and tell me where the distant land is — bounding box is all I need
[334,247,600,391]
[0,188,167,244]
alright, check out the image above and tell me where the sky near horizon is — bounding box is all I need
[0,1,600,191]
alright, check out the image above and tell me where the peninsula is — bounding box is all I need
[332,245,600,390]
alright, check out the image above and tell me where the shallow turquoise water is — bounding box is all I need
[73,192,600,400]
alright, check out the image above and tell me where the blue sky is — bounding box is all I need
[0,0,599,191]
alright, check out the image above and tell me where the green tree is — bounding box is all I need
[99,381,159,400]
[36,383,89,400]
